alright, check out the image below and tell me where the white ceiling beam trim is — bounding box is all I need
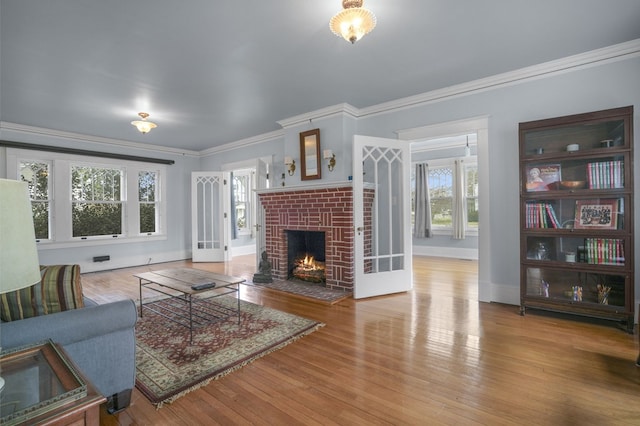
[396,115,490,142]
[199,129,285,157]
[0,121,200,157]
[277,103,360,129]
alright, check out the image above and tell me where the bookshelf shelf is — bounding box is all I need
[519,106,634,332]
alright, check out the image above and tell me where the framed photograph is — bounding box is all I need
[574,199,618,229]
[525,164,561,192]
[300,128,321,181]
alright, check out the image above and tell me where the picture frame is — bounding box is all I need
[525,164,561,192]
[300,128,321,181]
[574,199,618,230]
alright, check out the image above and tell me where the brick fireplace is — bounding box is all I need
[257,183,355,291]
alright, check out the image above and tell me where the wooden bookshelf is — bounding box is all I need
[519,106,634,332]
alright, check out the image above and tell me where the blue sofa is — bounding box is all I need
[1,294,137,413]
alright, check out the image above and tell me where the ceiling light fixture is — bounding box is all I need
[330,0,376,44]
[131,112,157,134]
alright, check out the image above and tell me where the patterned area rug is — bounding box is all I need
[248,279,352,304]
[135,296,324,407]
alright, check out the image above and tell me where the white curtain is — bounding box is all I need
[452,159,467,239]
[413,163,432,238]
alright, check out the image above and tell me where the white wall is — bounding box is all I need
[2,50,638,308]
[354,57,640,305]
[205,55,640,307]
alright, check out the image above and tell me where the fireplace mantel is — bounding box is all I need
[255,181,352,195]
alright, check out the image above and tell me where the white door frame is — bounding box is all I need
[396,116,491,302]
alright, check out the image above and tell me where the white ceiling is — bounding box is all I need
[2,1,640,152]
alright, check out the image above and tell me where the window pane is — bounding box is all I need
[467,198,479,228]
[233,173,249,234]
[139,171,156,202]
[72,203,122,237]
[140,203,156,234]
[72,166,122,201]
[139,171,158,234]
[20,161,50,240]
[466,165,479,229]
[20,161,49,200]
[32,201,49,240]
[429,166,453,227]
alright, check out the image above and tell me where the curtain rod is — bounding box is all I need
[0,140,175,165]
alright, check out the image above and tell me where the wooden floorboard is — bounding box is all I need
[81,255,640,425]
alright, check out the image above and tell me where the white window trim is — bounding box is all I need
[6,148,167,249]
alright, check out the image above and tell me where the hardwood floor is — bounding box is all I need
[81,256,640,425]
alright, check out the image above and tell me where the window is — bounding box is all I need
[232,170,252,236]
[139,171,159,234]
[20,161,51,240]
[411,157,478,235]
[71,166,123,237]
[10,148,166,247]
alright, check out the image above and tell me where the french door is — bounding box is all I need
[191,172,229,262]
[353,135,412,298]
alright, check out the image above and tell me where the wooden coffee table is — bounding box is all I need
[134,268,245,343]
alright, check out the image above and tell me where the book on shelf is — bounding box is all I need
[525,164,561,192]
[525,202,560,228]
[587,160,623,189]
[584,238,625,265]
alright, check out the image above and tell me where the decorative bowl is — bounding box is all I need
[560,180,586,190]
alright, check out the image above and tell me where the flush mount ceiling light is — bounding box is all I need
[131,112,157,134]
[330,0,376,44]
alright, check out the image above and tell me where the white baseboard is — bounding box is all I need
[78,250,190,273]
[490,282,520,306]
[412,246,478,260]
[230,244,256,257]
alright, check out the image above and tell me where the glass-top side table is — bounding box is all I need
[0,340,105,426]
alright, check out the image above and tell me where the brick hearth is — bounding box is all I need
[258,184,355,291]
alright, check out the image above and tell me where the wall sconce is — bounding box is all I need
[284,156,296,176]
[323,150,336,172]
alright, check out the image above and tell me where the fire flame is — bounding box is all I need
[300,255,319,270]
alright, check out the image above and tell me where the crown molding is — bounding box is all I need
[277,103,359,129]
[199,129,285,157]
[358,38,640,118]
[396,115,490,141]
[0,121,200,157]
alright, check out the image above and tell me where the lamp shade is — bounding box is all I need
[0,179,41,293]
[330,0,376,44]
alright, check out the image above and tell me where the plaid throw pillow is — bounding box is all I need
[0,265,84,322]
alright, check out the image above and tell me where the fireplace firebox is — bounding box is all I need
[286,230,326,283]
